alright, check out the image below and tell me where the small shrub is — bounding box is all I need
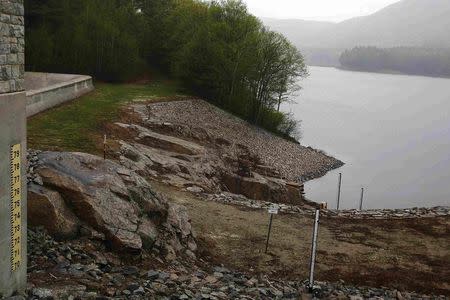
[278,112,301,141]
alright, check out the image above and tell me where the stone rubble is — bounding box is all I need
[4,228,445,300]
[140,99,344,182]
[207,192,450,219]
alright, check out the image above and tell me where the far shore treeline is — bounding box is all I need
[340,46,450,78]
[25,0,308,138]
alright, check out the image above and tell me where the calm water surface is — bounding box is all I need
[285,66,450,209]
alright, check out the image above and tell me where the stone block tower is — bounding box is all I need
[0,0,27,297]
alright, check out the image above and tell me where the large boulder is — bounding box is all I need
[28,184,80,239]
[222,172,302,204]
[29,151,196,255]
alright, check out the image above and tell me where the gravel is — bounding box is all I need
[20,228,447,300]
[207,192,450,219]
[146,100,344,182]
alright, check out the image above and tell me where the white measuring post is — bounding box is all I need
[308,209,320,291]
[265,204,279,253]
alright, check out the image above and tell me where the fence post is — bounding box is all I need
[359,188,365,210]
[308,209,320,291]
[265,205,279,253]
[265,214,274,253]
[336,173,342,210]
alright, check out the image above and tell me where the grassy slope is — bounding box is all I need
[28,81,183,153]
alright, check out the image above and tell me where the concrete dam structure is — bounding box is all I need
[25,72,94,117]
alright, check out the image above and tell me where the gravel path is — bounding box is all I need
[147,100,343,182]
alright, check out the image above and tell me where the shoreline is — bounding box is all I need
[297,146,344,182]
[335,65,450,79]
[24,97,449,296]
[158,181,450,295]
[146,99,344,184]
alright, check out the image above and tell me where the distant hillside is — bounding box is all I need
[340,46,450,78]
[263,0,450,66]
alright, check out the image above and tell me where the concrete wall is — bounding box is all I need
[0,0,27,297]
[25,72,94,117]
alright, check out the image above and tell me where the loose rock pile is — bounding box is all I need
[326,206,450,219]
[207,192,318,213]
[27,149,43,185]
[142,100,344,182]
[207,193,450,219]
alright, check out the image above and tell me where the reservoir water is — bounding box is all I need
[285,66,450,209]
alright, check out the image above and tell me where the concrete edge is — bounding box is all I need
[26,77,94,117]
[25,75,93,97]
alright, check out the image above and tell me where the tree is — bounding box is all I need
[25,0,145,81]
[25,0,309,137]
[247,30,307,125]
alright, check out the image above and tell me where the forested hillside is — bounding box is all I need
[25,0,307,136]
[340,47,450,78]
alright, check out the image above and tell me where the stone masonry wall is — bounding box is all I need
[0,0,24,94]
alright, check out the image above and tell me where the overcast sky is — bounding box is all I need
[244,0,403,22]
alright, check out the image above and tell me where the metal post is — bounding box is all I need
[359,188,365,211]
[308,209,320,290]
[336,173,342,210]
[265,214,274,253]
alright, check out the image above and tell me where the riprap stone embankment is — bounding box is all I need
[144,99,344,182]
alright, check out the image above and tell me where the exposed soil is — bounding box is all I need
[151,181,450,296]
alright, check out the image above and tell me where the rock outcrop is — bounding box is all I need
[112,104,307,206]
[28,184,80,239]
[222,173,303,205]
[27,151,196,257]
[140,100,344,182]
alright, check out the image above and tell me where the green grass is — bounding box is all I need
[28,81,184,153]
